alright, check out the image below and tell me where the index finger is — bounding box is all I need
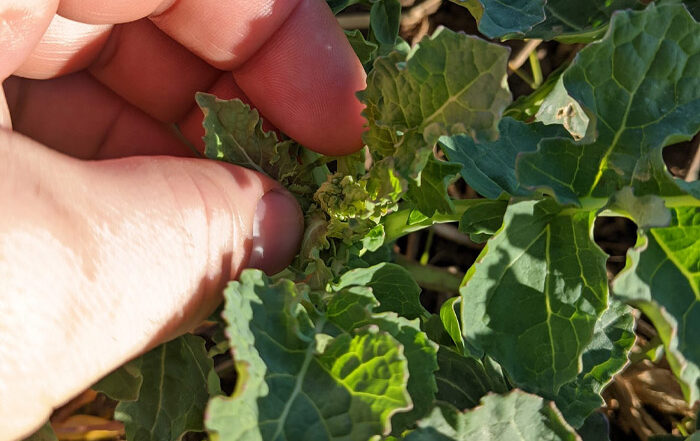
[58,0,367,155]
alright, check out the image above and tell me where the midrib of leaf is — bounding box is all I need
[587,19,670,194]
[544,224,556,377]
[270,319,327,440]
[218,131,265,175]
[650,229,699,299]
[421,67,485,129]
[149,344,167,435]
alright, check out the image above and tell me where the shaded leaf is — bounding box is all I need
[360,27,511,175]
[613,206,700,402]
[458,199,507,243]
[370,0,401,45]
[449,0,546,39]
[518,4,700,206]
[440,117,569,199]
[116,335,218,441]
[333,263,428,319]
[345,30,378,66]
[93,359,143,402]
[406,390,579,441]
[434,347,509,411]
[405,157,463,216]
[553,300,636,428]
[206,271,413,440]
[461,199,609,396]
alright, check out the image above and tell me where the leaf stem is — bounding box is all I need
[529,50,543,88]
[394,254,464,293]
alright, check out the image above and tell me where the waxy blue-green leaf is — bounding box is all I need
[405,157,463,216]
[518,4,700,206]
[440,117,569,199]
[448,0,546,39]
[434,347,508,412]
[370,0,401,46]
[406,390,579,441]
[333,263,428,319]
[461,199,609,396]
[613,206,700,403]
[553,300,635,428]
[206,271,412,441]
[457,199,507,243]
[360,26,511,169]
[525,0,644,42]
[115,334,218,441]
[93,359,143,402]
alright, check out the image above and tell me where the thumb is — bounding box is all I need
[0,130,302,440]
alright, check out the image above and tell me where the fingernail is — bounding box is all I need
[248,189,303,275]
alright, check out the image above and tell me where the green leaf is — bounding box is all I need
[360,26,511,175]
[605,186,672,229]
[333,263,428,319]
[457,199,507,243]
[206,271,413,440]
[345,29,378,66]
[526,0,644,42]
[504,63,568,122]
[116,334,218,441]
[553,300,635,428]
[517,4,700,206]
[324,287,439,433]
[406,390,578,441]
[449,0,546,39]
[461,199,609,395]
[613,206,700,403]
[577,413,610,441]
[434,347,508,411]
[370,0,401,45]
[405,157,463,216]
[439,298,464,352]
[93,359,143,402]
[440,117,569,199]
[22,422,57,441]
[196,93,319,204]
[327,0,363,14]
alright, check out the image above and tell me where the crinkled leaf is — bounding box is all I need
[461,199,609,395]
[333,263,428,319]
[115,334,217,441]
[405,157,462,216]
[360,26,511,175]
[613,206,700,402]
[406,390,579,441]
[440,117,569,199]
[458,199,507,243]
[553,300,635,428]
[518,4,700,206]
[93,359,143,402]
[449,0,546,39]
[196,93,318,204]
[434,347,509,411]
[324,287,438,433]
[206,271,412,440]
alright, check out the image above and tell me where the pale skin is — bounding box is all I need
[0,0,366,439]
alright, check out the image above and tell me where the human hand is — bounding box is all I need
[0,1,366,439]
